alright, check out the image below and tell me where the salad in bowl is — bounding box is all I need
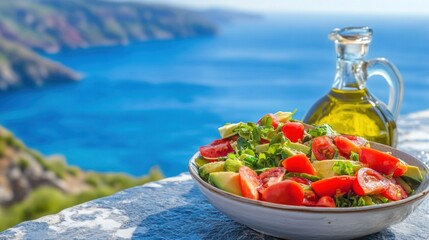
[189,111,429,239]
[195,111,424,208]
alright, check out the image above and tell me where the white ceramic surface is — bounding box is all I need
[188,143,429,240]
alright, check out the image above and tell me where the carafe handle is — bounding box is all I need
[366,58,403,120]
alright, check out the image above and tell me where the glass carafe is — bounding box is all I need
[303,27,403,147]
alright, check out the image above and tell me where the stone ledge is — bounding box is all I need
[0,173,428,240]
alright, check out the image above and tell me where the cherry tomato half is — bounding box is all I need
[381,178,408,201]
[239,166,261,200]
[352,167,389,196]
[282,154,316,175]
[257,113,280,129]
[333,135,361,159]
[311,176,356,197]
[312,136,338,160]
[282,122,304,143]
[360,147,401,176]
[316,196,336,207]
[199,138,235,160]
[261,180,304,206]
[258,167,285,192]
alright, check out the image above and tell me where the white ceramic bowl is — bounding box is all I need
[188,142,429,240]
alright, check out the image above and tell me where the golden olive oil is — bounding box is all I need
[303,27,403,147]
[303,88,397,146]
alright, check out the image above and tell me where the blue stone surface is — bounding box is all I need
[0,113,429,240]
[0,173,427,240]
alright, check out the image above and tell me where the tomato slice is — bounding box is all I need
[381,178,408,201]
[239,166,261,200]
[257,113,280,129]
[258,167,285,193]
[360,148,401,176]
[261,180,304,206]
[316,196,336,207]
[333,135,361,159]
[282,122,304,143]
[282,154,316,175]
[312,136,338,160]
[393,161,407,177]
[352,167,389,196]
[311,176,356,197]
[199,138,235,160]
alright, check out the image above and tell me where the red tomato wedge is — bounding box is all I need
[261,180,304,206]
[282,154,316,175]
[360,147,401,176]
[311,176,356,197]
[257,113,280,129]
[381,178,408,201]
[333,135,361,159]
[282,122,304,143]
[352,167,389,196]
[258,167,285,194]
[289,179,316,205]
[316,196,336,207]
[312,136,338,160]
[393,161,407,178]
[199,138,235,160]
[239,166,261,200]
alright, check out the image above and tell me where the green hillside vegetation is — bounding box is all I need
[0,126,163,230]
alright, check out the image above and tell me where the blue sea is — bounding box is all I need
[1,14,428,177]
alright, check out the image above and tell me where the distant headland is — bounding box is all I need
[0,0,260,91]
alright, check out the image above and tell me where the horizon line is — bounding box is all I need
[111,0,429,16]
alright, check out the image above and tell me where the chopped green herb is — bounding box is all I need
[335,192,367,207]
[284,172,321,182]
[270,132,285,145]
[371,195,390,204]
[350,151,359,161]
[307,124,338,137]
[333,161,355,176]
[259,115,273,128]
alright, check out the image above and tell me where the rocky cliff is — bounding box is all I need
[0,0,219,90]
[0,0,218,53]
[0,40,80,90]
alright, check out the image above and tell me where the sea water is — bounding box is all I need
[0,14,428,176]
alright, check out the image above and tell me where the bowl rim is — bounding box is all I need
[189,144,429,213]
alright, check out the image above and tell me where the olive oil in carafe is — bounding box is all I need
[303,27,403,147]
[304,88,397,146]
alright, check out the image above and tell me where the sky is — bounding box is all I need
[122,0,429,15]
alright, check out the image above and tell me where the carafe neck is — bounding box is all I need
[333,58,366,90]
[329,27,372,91]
